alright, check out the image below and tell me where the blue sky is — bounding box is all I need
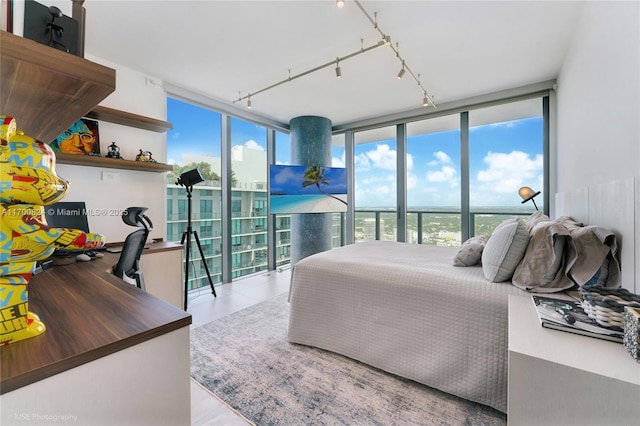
[168,97,543,208]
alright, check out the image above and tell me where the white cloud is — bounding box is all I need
[476,150,542,193]
[243,140,264,151]
[428,151,452,166]
[426,151,458,184]
[407,172,418,190]
[427,165,457,182]
[355,152,371,171]
[364,144,396,170]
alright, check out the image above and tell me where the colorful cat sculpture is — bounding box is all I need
[0,116,105,345]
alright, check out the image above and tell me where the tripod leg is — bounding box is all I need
[182,230,190,311]
[193,231,217,297]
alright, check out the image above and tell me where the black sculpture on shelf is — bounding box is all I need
[106,142,122,159]
[46,6,69,53]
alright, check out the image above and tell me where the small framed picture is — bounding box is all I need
[50,118,101,156]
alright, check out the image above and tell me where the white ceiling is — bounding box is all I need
[82,0,585,129]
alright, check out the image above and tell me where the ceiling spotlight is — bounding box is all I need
[383,35,391,45]
[397,62,406,79]
[336,0,345,8]
[247,96,252,109]
[335,59,342,78]
[423,96,429,107]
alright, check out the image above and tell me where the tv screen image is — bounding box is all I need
[269,165,347,214]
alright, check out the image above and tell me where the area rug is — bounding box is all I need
[190,293,506,426]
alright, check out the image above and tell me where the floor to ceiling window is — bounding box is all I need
[167,87,549,292]
[406,115,461,246]
[468,98,543,236]
[354,126,397,242]
[230,118,268,279]
[166,97,222,293]
[274,131,291,267]
[331,138,346,247]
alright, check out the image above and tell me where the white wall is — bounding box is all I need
[56,56,169,243]
[556,1,640,191]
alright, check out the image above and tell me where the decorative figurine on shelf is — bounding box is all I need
[106,141,122,159]
[135,149,157,163]
[0,116,105,345]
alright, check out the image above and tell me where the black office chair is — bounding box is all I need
[112,207,152,290]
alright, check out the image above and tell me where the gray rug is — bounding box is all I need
[190,293,506,426]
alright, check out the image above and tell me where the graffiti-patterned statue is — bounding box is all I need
[0,116,105,345]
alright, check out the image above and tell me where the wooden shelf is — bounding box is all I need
[86,105,173,133]
[0,31,115,142]
[56,152,173,172]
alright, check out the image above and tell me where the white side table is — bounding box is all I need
[508,294,640,426]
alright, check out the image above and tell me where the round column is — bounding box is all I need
[289,116,333,264]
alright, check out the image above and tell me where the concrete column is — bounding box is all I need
[290,116,332,264]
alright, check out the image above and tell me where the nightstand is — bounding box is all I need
[508,294,640,425]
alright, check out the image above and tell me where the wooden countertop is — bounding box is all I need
[0,252,191,394]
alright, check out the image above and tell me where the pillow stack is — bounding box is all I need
[452,211,621,292]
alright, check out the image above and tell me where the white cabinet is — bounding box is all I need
[508,295,640,425]
[140,242,184,309]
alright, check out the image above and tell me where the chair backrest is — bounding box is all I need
[112,228,149,290]
[112,207,152,290]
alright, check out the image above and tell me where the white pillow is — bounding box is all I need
[453,235,488,267]
[481,218,530,282]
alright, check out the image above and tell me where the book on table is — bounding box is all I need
[531,295,623,343]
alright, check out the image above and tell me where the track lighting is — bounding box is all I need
[234,0,435,111]
[397,61,406,79]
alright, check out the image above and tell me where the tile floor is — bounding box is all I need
[188,267,291,425]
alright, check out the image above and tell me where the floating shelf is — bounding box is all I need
[56,153,173,172]
[85,105,173,133]
[0,31,116,142]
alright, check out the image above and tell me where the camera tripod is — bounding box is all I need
[181,184,216,311]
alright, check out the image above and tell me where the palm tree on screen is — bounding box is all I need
[301,166,347,205]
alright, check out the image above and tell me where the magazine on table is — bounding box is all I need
[531,295,623,343]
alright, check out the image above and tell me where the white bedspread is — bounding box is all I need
[287,241,526,413]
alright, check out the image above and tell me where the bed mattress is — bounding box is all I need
[287,240,526,413]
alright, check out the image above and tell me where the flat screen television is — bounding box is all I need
[269,165,347,214]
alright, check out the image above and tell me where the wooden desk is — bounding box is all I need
[0,253,192,425]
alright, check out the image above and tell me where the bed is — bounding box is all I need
[287,177,638,414]
[288,241,524,412]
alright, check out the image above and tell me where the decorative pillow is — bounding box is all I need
[511,219,574,292]
[453,235,489,267]
[481,218,530,282]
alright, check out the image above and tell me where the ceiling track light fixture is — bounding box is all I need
[234,0,435,110]
[397,61,406,80]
